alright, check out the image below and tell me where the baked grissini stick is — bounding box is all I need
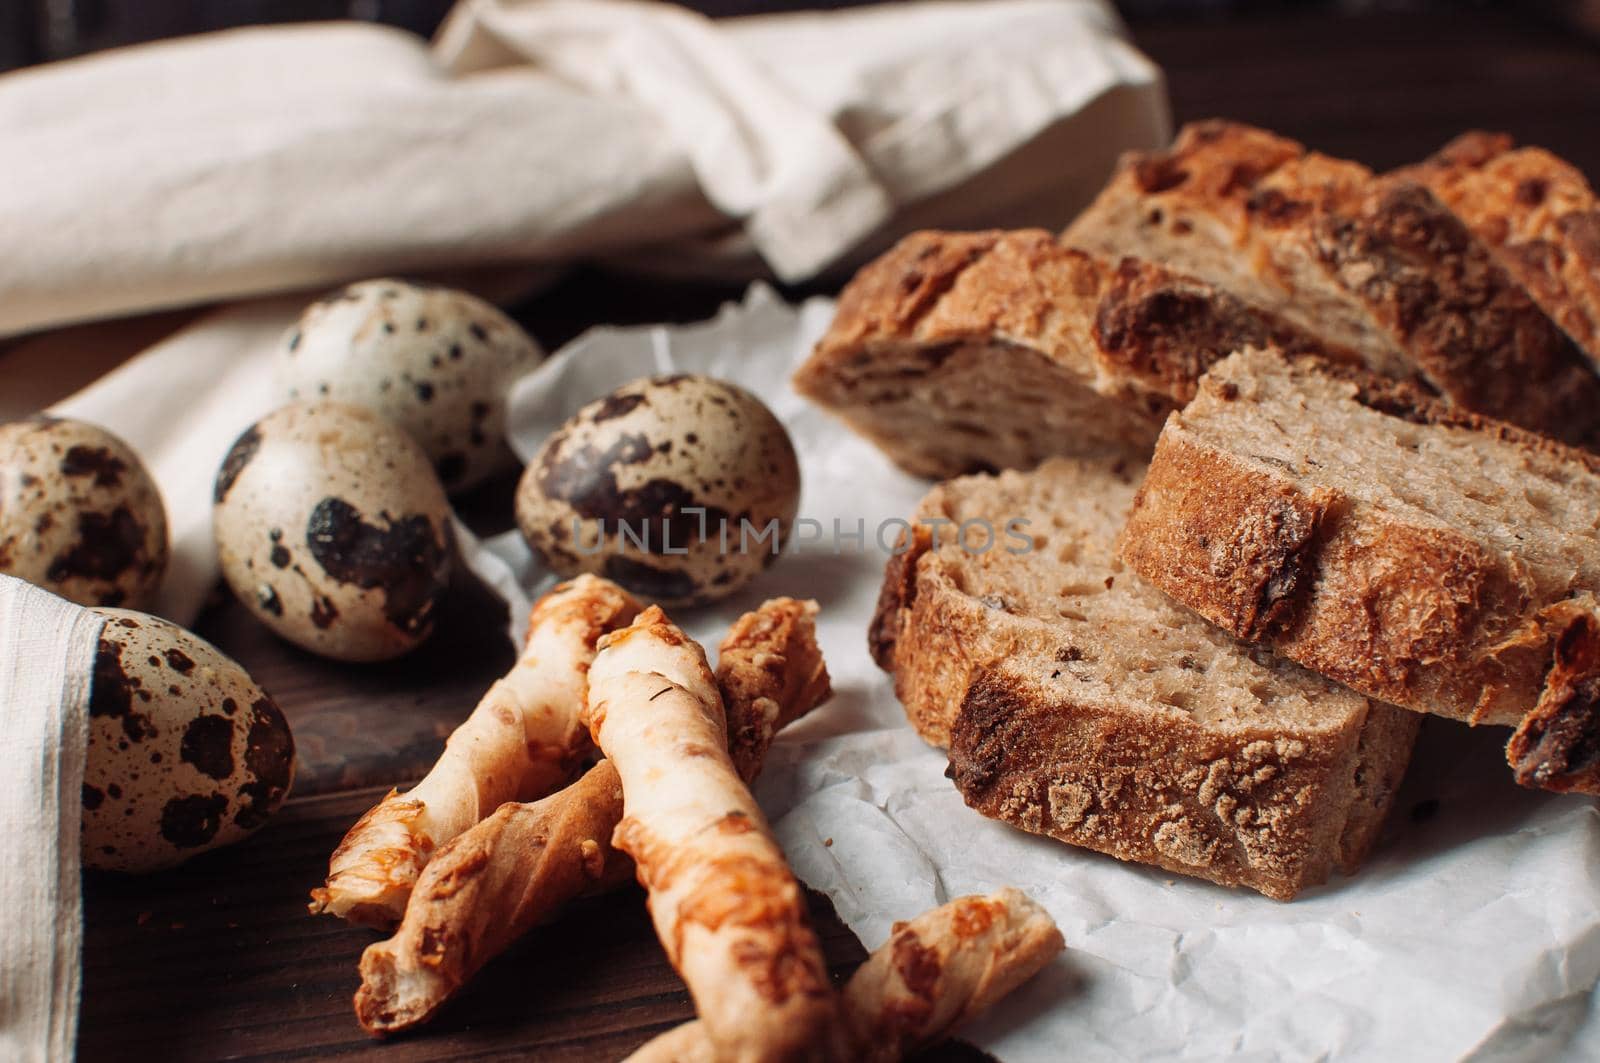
[589,605,835,1062]
[309,575,641,928]
[626,889,1064,1063]
[353,599,831,1035]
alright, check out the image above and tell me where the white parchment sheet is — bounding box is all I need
[477,285,1600,1063]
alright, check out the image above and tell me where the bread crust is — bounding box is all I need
[872,458,1417,900]
[1398,131,1600,373]
[1120,350,1600,794]
[1067,120,1600,449]
[794,229,1334,480]
[1121,425,1540,724]
[947,668,1357,901]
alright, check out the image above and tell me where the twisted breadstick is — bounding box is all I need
[627,889,1063,1063]
[353,599,830,1035]
[310,576,640,928]
[588,606,835,1063]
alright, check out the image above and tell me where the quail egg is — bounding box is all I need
[213,401,453,662]
[277,279,543,494]
[515,375,801,606]
[84,609,295,872]
[0,416,168,609]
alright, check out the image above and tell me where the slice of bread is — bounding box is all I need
[1119,348,1600,794]
[1065,120,1600,449]
[792,229,1331,480]
[1397,131,1600,374]
[871,455,1418,900]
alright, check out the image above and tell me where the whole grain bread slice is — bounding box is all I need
[792,229,1332,480]
[1065,120,1600,449]
[1119,348,1600,794]
[1396,131,1600,374]
[871,455,1418,900]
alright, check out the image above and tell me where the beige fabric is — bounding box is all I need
[0,577,103,1063]
[0,0,1167,337]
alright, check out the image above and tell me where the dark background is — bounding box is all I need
[2,1,1597,74]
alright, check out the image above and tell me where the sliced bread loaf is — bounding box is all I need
[1396,131,1600,374]
[1119,348,1600,793]
[871,456,1418,900]
[792,229,1332,479]
[1065,120,1600,449]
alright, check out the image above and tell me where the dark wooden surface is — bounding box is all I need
[30,6,1600,1061]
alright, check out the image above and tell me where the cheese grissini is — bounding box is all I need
[311,575,640,928]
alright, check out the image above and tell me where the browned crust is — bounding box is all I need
[801,229,1006,367]
[793,228,1336,479]
[944,668,1377,901]
[1120,397,1543,726]
[1399,131,1600,370]
[1068,119,1600,449]
[1115,439,1331,644]
[1092,256,1332,403]
[1508,608,1600,793]
[1312,175,1600,446]
[1120,357,1600,794]
[870,518,1015,750]
[868,523,931,673]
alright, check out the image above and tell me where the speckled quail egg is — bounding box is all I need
[515,375,801,606]
[0,416,168,609]
[84,609,295,873]
[212,401,454,662]
[276,279,543,494]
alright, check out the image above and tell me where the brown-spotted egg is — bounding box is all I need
[515,375,800,606]
[0,416,168,609]
[212,402,453,662]
[276,279,543,494]
[84,610,294,872]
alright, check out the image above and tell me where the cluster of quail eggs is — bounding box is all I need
[211,279,543,662]
[219,277,805,654]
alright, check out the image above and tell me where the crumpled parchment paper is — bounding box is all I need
[477,285,1600,1063]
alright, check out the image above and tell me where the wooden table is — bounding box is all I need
[4,7,1595,1060]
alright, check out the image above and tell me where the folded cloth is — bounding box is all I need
[0,0,1167,337]
[0,577,102,1063]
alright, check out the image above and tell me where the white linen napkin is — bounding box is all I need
[0,577,102,1063]
[0,0,1168,337]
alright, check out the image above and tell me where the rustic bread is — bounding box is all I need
[1065,120,1600,449]
[1119,348,1600,794]
[792,229,1331,480]
[1396,131,1600,373]
[871,455,1418,900]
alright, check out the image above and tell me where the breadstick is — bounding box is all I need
[588,606,834,1063]
[353,599,831,1035]
[310,576,640,928]
[626,889,1063,1063]
[716,599,831,782]
[832,888,1063,1062]
[355,760,630,1033]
